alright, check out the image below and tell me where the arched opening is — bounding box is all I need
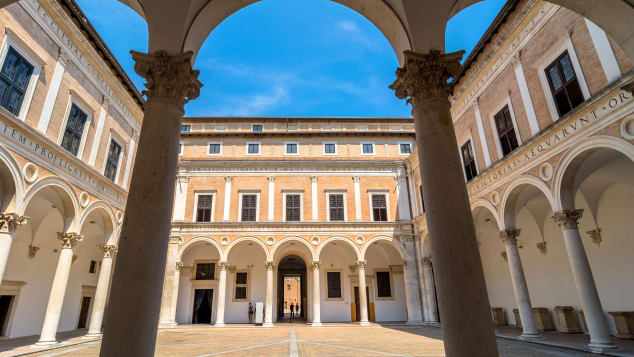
[0,151,20,213]
[317,237,359,323]
[276,254,306,322]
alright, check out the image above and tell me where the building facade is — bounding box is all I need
[0,0,142,343]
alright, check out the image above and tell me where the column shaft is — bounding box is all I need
[223,177,232,221]
[0,214,27,284]
[353,177,362,221]
[86,246,117,337]
[159,237,180,328]
[169,263,182,326]
[311,261,322,326]
[396,168,411,221]
[422,259,438,323]
[311,177,318,221]
[215,262,228,326]
[356,262,370,325]
[264,262,274,327]
[267,177,275,221]
[414,237,429,321]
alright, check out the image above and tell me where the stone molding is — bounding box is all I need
[218,261,229,271]
[265,261,275,271]
[586,228,602,246]
[169,236,183,245]
[536,241,548,256]
[498,229,521,245]
[355,260,367,270]
[99,245,118,258]
[58,48,70,66]
[390,49,465,105]
[552,209,584,230]
[0,213,29,234]
[131,50,202,108]
[310,176,318,183]
[310,261,321,270]
[57,232,83,249]
[28,245,40,259]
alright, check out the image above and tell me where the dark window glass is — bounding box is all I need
[196,194,213,222]
[362,143,374,154]
[0,47,34,116]
[328,194,344,221]
[545,51,584,117]
[196,263,215,280]
[179,143,184,155]
[419,186,425,213]
[241,194,257,221]
[376,271,392,297]
[104,140,122,182]
[286,143,297,154]
[209,143,221,154]
[287,284,291,291]
[286,194,301,221]
[372,194,388,221]
[461,140,477,182]
[324,143,336,154]
[400,143,411,154]
[89,260,96,274]
[493,106,519,157]
[248,143,260,154]
[327,271,341,299]
[181,125,190,132]
[235,272,248,299]
[61,104,88,156]
[252,125,262,132]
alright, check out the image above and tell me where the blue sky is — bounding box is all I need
[76,0,505,117]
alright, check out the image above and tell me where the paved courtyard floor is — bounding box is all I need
[1,324,632,357]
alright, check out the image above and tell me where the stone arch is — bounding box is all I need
[361,235,406,260]
[421,233,431,258]
[553,135,634,210]
[78,201,117,245]
[316,235,361,261]
[22,176,80,232]
[0,144,24,213]
[271,236,316,262]
[470,198,502,231]
[224,235,270,261]
[178,236,223,261]
[500,175,557,229]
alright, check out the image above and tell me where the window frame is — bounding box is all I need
[178,142,184,156]
[459,136,479,182]
[488,96,522,159]
[57,96,93,158]
[207,141,222,156]
[232,269,251,302]
[282,191,304,222]
[326,191,347,222]
[322,141,338,156]
[193,191,216,222]
[284,141,299,156]
[398,142,413,155]
[252,124,263,133]
[0,34,43,121]
[180,125,191,133]
[102,133,125,183]
[246,141,261,156]
[360,142,375,156]
[367,190,390,222]
[238,191,260,222]
[374,269,394,300]
[193,259,218,281]
[325,269,344,301]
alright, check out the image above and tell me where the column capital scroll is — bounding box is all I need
[175,261,184,270]
[310,261,321,270]
[130,50,202,109]
[224,176,233,183]
[99,245,118,258]
[310,176,318,183]
[498,229,521,245]
[352,176,360,183]
[355,260,367,270]
[267,176,276,183]
[552,209,584,230]
[218,261,229,271]
[169,235,183,245]
[57,232,83,249]
[265,261,275,271]
[0,213,29,234]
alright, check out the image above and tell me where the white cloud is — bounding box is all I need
[210,86,289,116]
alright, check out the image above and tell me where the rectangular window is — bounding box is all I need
[252,124,262,132]
[545,51,584,117]
[104,140,122,182]
[0,47,34,116]
[493,106,519,157]
[196,194,213,222]
[324,142,336,155]
[419,186,425,213]
[285,143,298,154]
[181,125,190,132]
[399,143,412,155]
[89,260,96,274]
[241,194,257,221]
[61,104,88,156]
[285,194,301,222]
[179,142,184,156]
[361,143,374,154]
[208,143,221,155]
[235,272,248,300]
[287,284,291,291]
[196,263,215,280]
[461,140,477,182]
[371,194,388,222]
[247,142,260,155]
[328,194,344,221]
[376,271,392,298]
[326,271,342,299]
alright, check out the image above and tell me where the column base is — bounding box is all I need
[311,322,323,327]
[158,323,172,329]
[263,322,274,327]
[359,321,371,326]
[519,332,542,340]
[588,341,617,353]
[214,323,225,327]
[83,332,102,339]
[33,339,57,347]
[406,320,424,326]
[423,321,440,327]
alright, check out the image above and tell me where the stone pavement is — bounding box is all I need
[0,323,631,357]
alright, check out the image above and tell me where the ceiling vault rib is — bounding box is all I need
[181,0,213,54]
[380,0,414,52]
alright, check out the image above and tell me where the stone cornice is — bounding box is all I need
[171,221,414,234]
[180,131,415,138]
[179,160,406,172]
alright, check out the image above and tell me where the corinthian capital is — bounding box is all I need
[0,213,28,234]
[355,260,367,270]
[218,261,229,271]
[390,49,465,104]
[131,50,202,108]
[57,232,83,249]
[552,209,584,230]
[498,229,520,245]
[99,244,118,258]
[265,261,275,271]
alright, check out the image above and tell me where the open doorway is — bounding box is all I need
[277,255,307,322]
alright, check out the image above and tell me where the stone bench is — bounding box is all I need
[492,307,506,326]
[512,308,555,331]
[554,306,581,333]
[609,311,634,340]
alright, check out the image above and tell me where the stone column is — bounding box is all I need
[36,233,83,345]
[267,176,275,221]
[223,177,232,221]
[0,213,28,284]
[215,261,228,327]
[310,176,318,221]
[401,237,424,325]
[169,262,183,326]
[86,245,118,337]
[391,49,497,356]
[414,235,429,321]
[311,261,322,326]
[264,261,274,327]
[395,167,411,221]
[421,258,438,323]
[355,260,370,326]
[552,210,615,351]
[159,236,181,328]
[499,230,539,338]
[407,168,419,217]
[352,176,362,221]
[100,50,202,357]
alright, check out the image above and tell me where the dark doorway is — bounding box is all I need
[0,295,14,336]
[192,289,213,324]
[353,286,370,322]
[277,255,307,322]
[77,296,91,328]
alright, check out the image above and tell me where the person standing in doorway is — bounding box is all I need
[248,303,254,323]
[290,302,295,321]
[296,303,300,319]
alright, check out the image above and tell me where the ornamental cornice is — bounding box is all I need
[57,232,83,249]
[0,213,28,234]
[131,50,202,109]
[170,221,414,235]
[552,209,584,230]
